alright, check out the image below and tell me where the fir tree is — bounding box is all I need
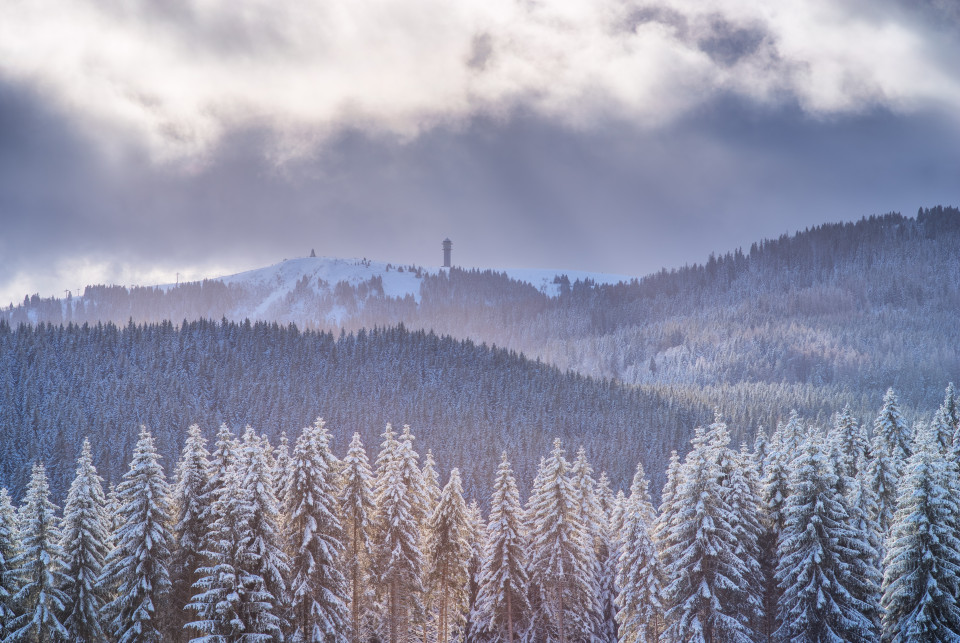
[100,427,174,643]
[615,462,663,643]
[425,469,472,643]
[526,439,597,643]
[8,464,69,643]
[60,439,111,643]
[776,434,878,643]
[881,425,960,642]
[0,487,20,641]
[474,453,530,643]
[339,432,376,643]
[285,420,349,642]
[170,424,212,643]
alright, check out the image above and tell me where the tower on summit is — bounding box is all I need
[442,238,452,268]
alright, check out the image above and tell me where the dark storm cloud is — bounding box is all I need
[1,0,960,301]
[2,76,958,304]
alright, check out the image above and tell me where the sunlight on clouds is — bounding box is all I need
[0,0,957,162]
[0,257,244,308]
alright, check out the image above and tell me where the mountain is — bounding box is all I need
[7,206,959,422]
[3,205,959,503]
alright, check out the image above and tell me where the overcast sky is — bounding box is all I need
[1,0,959,305]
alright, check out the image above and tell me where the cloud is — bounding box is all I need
[1,0,958,161]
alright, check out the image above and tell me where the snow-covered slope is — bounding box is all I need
[208,256,630,299]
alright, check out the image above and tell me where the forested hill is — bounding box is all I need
[6,205,960,432]
[0,319,709,503]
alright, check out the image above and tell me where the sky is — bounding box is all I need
[1,0,959,306]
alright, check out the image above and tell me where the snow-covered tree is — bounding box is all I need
[372,424,425,643]
[660,421,753,643]
[570,447,605,640]
[615,462,663,643]
[339,432,376,643]
[273,431,291,502]
[188,454,283,643]
[526,439,597,643]
[100,427,174,643]
[239,427,289,628]
[169,424,211,643]
[7,464,69,643]
[285,419,349,642]
[881,424,960,642]
[0,487,20,641]
[874,388,911,467]
[475,454,530,643]
[831,407,869,480]
[776,434,878,643]
[425,469,472,643]
[867,432,901,536]
[752,427,770,479]
[60,439,112,643]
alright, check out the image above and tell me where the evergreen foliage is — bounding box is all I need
[526,439,598,643]
[474,454,530,643]
[425,469,472,643]
[0,487,20,640]
[339,432,376,643]
[284,419,349,642]
[60,439,111,643]
[881,425,960,642]
[776,434,878,643]
[100,427,174,643]
[615,462,663,643]
[6,464,69,643]
[170,425,212,643]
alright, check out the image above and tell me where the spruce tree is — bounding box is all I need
[874,388,911,467]
[273,431,291,502]
[100,427,174,643]
[339,432,376,643]
[425,469,472,643]
[881,425,960,642]
[60,439,111,643]
[474,454,530,643]
[170,424,212,643]
[0,487,20,641]
[526,439,597,643]
[188,456,283,643]
[867,432,901,536]
[239,427,288,629]
[7,464,69,643]
[372,424,425,643]
[570,447,605,640]
[660,422,753,643]
[285,420,349,642]
[615,462,663,643]
[776,434,878,643]
[832,407,869,480]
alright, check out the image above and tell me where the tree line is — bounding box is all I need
[1,384,959,642]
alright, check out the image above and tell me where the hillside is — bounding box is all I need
[6,206,959,431]
[0,320,708,503]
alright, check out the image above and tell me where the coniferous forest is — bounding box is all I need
[1,385,959,642]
